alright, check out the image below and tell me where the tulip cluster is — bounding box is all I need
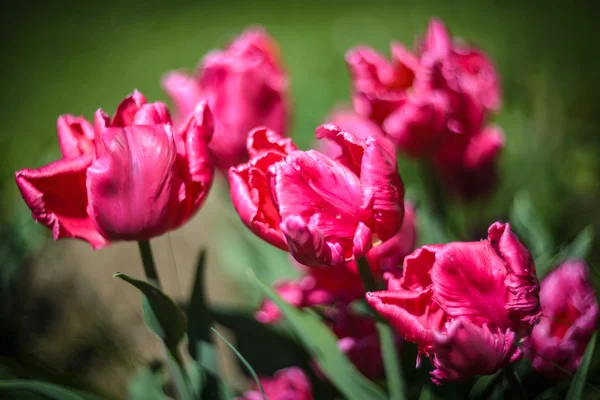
[13,18,598,395]
[346,19,503,199]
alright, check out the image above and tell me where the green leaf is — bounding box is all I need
[114,272,186,349]
[511,191,553,260]
[566,332,597,400]
[252,272,387,400]
[468,371,502,400]
[128,365,170,400]
[0,380,104,400]
[212,327,267,400]
[559,225,595,262]
[187,250,221,400]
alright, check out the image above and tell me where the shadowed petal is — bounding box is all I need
[57,115,95,159]
[15,155,108,249]
[281,216,345,267]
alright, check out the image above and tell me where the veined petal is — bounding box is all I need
[360,136,404,241]
[430,319,522,383]
[430,239,512,328]
[56,115,95,159]
[270,150,363,242]
[366,288,446,349]
[315,124,365,175]
[87,125,178,240]
[400,244,440,291]
[281,216,345,267]
[15,155,108,249]
[488,222,541,327]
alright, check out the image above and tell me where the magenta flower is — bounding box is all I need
[163,27,288,169]
[230,124,404,267]
[346,43,419,124]
[366,222,541,383]
[525,260,599,377]
[15,91,214,249]
[237,367,313,400]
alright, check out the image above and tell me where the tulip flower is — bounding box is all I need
[230,124,404,267]
[525,260,599,377]
[163,27,288,169]
[237,367,313,400]
[15,91,214,249]
[346,43,419,124]
[367,222,541,383]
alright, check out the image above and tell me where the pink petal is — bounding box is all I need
[229,151,288,250]
[366,288,446,349]
[111,90,147,127]
[367,201,417,272]
[15,155,108,249]
[270,150,363,245]
[360,136,404,241]
[87,125,178,240]
[430,239,513,328]
[430,318,522,383]
[400,244,440,291]
[161,71,203,122]
[132,102,172,125]
[56,115,95,159]
[421,18,452,59]
[488,222,541,328]
[280,216,345,267]
[315,124,366,176]
[247,127,297,159]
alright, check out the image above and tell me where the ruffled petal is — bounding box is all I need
[247,127,296,159]
[315,124,365,176]
[488,222,541,327]
[229,151,287,250]
[360,136,404,241]
[15,155,108,249]
[366,288,446,349]
[56,115,95,159]
[400,244,439,291]
[430,318,522,383]
[87,125,178,240]
[430,239,512,328]
[280,216,345,267]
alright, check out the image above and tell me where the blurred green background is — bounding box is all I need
[1,0,599,398]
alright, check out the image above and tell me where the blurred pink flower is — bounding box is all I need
[163,27,288,169]
[525,260,599,377]
[230,124,404,267]
[237,367,313,400]
[15,91,214,249]
[367,222,541,383]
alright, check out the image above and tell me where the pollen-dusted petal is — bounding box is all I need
[15,154,108,249]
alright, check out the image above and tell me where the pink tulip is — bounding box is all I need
[237,367,313,400]
[230,124,404,267]
[15,91,214,249]
[162,27,288,169]
[525,260,599,377]
[366,222,541,383]
[346,43,419,124]
[256,202,416,324]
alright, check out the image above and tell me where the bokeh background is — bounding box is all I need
[1,0,599,398]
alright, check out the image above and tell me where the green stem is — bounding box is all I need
[137,240,161,289]
[356,257,407,400]
[419,161,447,222]
[503,365,527,400]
